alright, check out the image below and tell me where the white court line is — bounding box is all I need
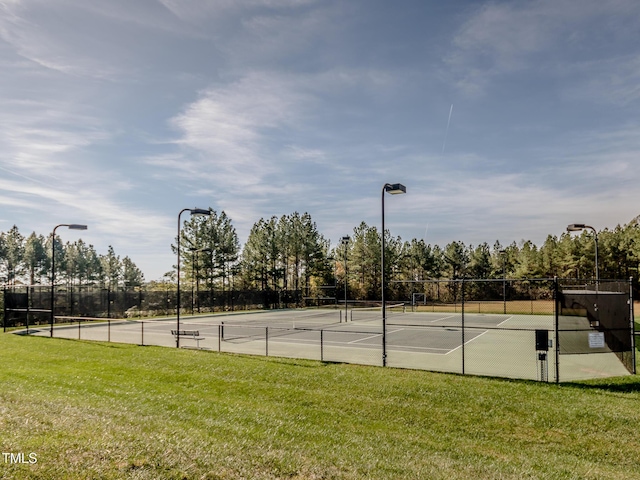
[496,315,514,327]
[445,329,490,355]
[392,344,452,352]
[429,314,458,323]
[347,328,403,344]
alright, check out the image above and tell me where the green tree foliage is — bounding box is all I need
[0,226,141,288]
[350,222,382,299]
[4,215,640,299]
[330,219,640,301]
[23,233,47,285]
[122,256,144,287]
[100,246,121,289]
[1,226,25,285]
[469,243,492,279]
[174,209,240,292]
[239,212,329,298]
[64,239,103,286]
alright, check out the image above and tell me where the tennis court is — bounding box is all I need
[22,305,631,382]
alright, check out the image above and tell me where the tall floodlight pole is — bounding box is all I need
[500,249,507,314]
[341,236,350,322]
[381,183,406,366]
[567,224,599,288]
[177,208,211,347]
[50,224,88,337]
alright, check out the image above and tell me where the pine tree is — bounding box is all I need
[100,246,121,290]
[122,256,144,287]
[3,226,25,285]
[23,233,47,285]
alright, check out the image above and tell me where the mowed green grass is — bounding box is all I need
[1,335,639,480]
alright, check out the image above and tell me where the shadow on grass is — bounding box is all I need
[565,373,640,394]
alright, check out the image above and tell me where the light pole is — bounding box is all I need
[341,236,350,322]
[381,183,406,366]
[50,224,87,337]
[499,249,507,314]
[567,223,599,287]
[177,208,211,347]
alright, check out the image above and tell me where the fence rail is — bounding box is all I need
[4,279,637,383]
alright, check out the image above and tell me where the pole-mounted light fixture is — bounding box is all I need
[567,223,588,232]
[340,236,350,323]
[499,249,507,314]
[50,224,88,336]
[384,183,407,195]
[381,183,406,366]
[177,208,212,347]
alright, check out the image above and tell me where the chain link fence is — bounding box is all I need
[3,279,636,382]
[1,285,307,329]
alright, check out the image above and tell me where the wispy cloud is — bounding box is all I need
[1,0,639,280]
[163,74,301,191]
[158,0,318,23]
[0,99,110,179]
[445,0,640,98]
[0,0,200,79]
[560,55,640,105]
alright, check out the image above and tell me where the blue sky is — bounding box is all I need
[1,0,639,281]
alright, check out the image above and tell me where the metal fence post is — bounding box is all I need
[2,287,6,333]
[461,278,465,375]
[265,327,269,356]
[630,277,636,374]
[320,329,324,362]
[26,285,30,334]
[141,321,144,346]
[554,277,560,383]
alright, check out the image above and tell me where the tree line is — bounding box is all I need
[0,226,144,289]
[173,210,640,301]
[5,212,639,299]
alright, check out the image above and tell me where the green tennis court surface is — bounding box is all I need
[24,308,630,382]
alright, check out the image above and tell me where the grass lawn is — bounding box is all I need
[1,334,639,480]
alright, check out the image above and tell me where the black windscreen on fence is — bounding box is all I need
[2,279,636,382]
[2,285,307,329]
[558,283,634,374]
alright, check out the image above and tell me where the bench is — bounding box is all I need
[171,330,204,349]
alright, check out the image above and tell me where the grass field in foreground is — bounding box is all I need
[1,335,639,480]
